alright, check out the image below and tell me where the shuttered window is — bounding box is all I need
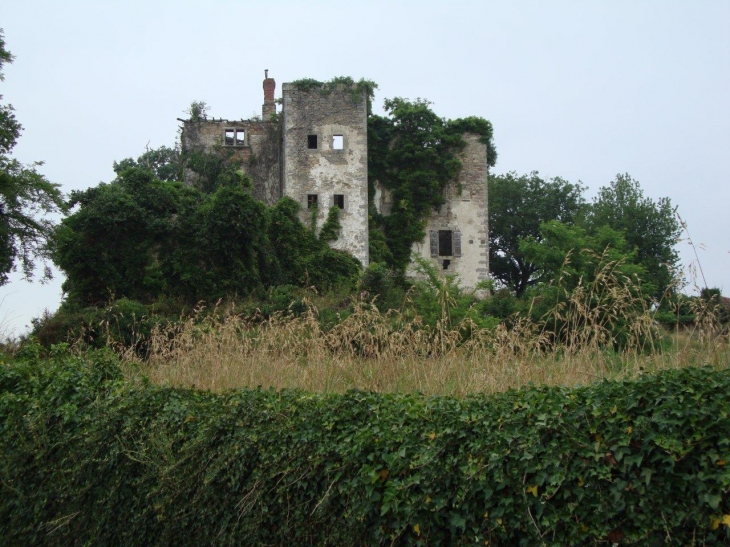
[453,230,462,257]
[430,229,462,257]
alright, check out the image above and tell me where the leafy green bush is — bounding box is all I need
[2,348,728,546]
[30,298,171,353]
[52,168,362,310]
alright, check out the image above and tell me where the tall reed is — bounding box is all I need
[120,260,728,395]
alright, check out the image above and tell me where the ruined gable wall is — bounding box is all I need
[410,133,489,288]
[281,84,369,267]
[180,119,281,205]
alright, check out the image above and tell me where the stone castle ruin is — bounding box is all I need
[180,72,488,287]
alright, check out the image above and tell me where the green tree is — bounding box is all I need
[586,174,680,299]
[53,165,361,308]
[488,172,585,296]
[520,221,647,295]
[520,220,650,347]
[52,169,185,306]
[113,145,182,182]
[0,30,65,284]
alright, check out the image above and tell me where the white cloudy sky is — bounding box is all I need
[1,0,728,336]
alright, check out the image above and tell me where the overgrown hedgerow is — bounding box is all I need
[1,348,728,546]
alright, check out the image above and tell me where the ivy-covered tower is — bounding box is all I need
[281,83,369,267]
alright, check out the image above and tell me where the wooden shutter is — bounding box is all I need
[429,231,438,257]
[453,231,462,257]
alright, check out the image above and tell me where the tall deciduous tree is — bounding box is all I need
[586,174,680,299]
[0,30,64,284]
[488,172,585,296]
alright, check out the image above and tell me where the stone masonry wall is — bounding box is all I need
[281,84,369,267]
[410,133,489,288]
[180,119,281,205]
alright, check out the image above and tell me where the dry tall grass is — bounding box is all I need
[120,277,729,396]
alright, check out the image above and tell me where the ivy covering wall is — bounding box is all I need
[1,349,728,546]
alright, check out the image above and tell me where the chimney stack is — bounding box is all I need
[262,70,276,119]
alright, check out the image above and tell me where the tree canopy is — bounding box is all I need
[488,172,585,296]
[53,167,360,308]
[586,173,680,299]
[0,30,65,284]
[488,171,680,301]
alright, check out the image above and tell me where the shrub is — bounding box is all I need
[2,350,728,546]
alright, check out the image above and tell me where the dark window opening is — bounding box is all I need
[332,135,344,150]
[308,135,318,149]
[333,194,345,209]
[307,194,318,209]
[224,129,235,145]
[235,129,245,145]
[438,230,453,256]
[430,230,462,257]
[442,259,451,270]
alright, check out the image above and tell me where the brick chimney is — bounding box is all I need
[262,69,276,119]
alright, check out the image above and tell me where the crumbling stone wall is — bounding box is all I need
[178,75,489,286]
[180,118,281,205]
[281,83,369,267]
[410,133,489,288]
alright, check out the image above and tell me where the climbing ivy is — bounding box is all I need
[290,76,378,112]
[2,352,728,546]
[318,205,342,243]
[367,98,496,272]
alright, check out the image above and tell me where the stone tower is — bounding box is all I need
[280,83,369,267]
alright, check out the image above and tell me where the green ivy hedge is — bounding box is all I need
[1,349,728,546]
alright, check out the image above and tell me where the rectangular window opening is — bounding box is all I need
[333,194,345,209]
[307,135,318,149]
[307,194,318,209]
[438,230,453,257]
[442,259,451,271]
[224,129,235,146]
[332,135,344,150]
[235,129,245,145]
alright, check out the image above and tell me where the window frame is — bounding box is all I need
[223,127,246,147]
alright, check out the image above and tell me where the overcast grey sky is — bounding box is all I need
[1,0,728,336]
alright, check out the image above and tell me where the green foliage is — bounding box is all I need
[31,298,166,355]
[2,350,728,546]
[318,205,341,242]
[701,288,730,325]
[53,169,184,306]
[266,197,314,286]
[477,287,520,320]
[290,76,378,112]
[305,248,362,292]
[408,258,494,335]
[521,221,653,348]
[183,149,242,193]
[520,221,648,295]
[587,173,681,299]
[359,262,395,301]
[0,30,65,284]
[488,171,586,296]
[368,98,496,272]
[186,100,209,121]
[655,288,730,329]
[113,145,182,182]
[52,167,360,309]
